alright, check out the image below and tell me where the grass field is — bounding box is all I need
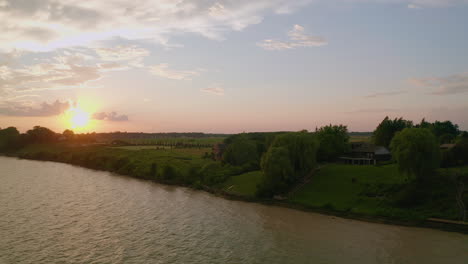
[111,145,212,156]
[288,164,463,221]
[126,137,225,146]
[289,164,404,211]
[15,144,217,182]
[221,170,263,197]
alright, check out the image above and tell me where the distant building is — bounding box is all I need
[440,143,456,150]
[340,142,391,165]
[212,143,226,161]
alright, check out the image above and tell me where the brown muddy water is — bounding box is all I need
[1,157,467,263]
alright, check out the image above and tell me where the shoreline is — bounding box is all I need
[3,154,467,234]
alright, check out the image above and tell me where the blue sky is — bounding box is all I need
[0,0,467,133]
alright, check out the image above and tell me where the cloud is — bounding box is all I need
[201,85,225,95]
[0,0,313,52]
[364,90,407,98]
[92,111,129,122]
[0,49,141,96]
[149,63,200,80]
[257,24,327,51]
[0,99,70,116]
[0,0,465,53]
[347,108,399,113]
[407,4,422,8]
[94,45,149,68]
[0,54,102,95]
[410,72,468,95]
[405,0,468,8]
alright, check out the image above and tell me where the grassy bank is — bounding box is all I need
[289,164,464,221]
[7,143,468,232]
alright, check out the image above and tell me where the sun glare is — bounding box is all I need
[66,105,91,130]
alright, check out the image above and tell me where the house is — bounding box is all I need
[440,143,456,150]
[340,142,391,165]
[212,143,226,161]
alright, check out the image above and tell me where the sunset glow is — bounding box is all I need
[65,105,91,131]
[0,1,466,133]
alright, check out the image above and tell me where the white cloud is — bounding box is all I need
[94,45,149,62]
[0,99,70,117]
[409,72,468,95]
[0,44,152,97]
[257,24,327,51]
[0,0,465,53]
[149,63,200,80]
[0,0,313,52]
[407,4,422,8]
[364,90,407,98]
[92,111,129,121]
[201,85,225,95]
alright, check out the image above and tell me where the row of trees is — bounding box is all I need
[221,117,467,197]
[373,117,461,148]
[0,126,98,153]
[222,131,322,197]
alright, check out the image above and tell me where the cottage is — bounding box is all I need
[440,143,456,150]
[340,142,391,165]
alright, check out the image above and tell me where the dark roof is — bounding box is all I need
[440,144,456,149]
[351,143,390,155]
[352,143,376,153]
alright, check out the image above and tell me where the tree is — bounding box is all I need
[257,147,294,196]
[373,117,413,148]
[63,129,75,141]
[257,131,319,197]
[315,124,350,162]
[390,128,440,180]
[416,119,460,143]
[26,126,57,143]
[431,120,460,140]
[223,134,259,167]
[0,127,20,151]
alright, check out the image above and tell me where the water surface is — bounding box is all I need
[1,157,467,263]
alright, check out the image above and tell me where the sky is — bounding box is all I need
[0,0,467,133]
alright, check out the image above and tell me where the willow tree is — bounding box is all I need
[390,128,440,180]
[257,131,319,197]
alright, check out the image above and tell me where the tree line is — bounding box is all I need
[220,117,468,197]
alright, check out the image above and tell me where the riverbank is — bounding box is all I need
[4,143,468,234]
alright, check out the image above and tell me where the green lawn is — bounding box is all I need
[221,171,263,198]
[289,164,465,221]
[110,145,212,157]
[15,144,216,182]
[289,164,404,212]
[127,137,225,146]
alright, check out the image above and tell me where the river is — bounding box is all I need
[0,157,467,263]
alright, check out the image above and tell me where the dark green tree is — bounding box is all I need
[63,129,75,141]
[26,126,57,143]
[431,121,460,139]
[416,119,460,143]
[390,128,440,180]
[257,147,294,196]
[257,131,319,197]
[373,117,413,147]
[0,127,20,151]
[223,134,259,167]
[315,124,350,162]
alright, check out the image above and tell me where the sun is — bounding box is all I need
[66,105,90,130]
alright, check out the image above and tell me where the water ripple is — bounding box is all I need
[1,157,467,264]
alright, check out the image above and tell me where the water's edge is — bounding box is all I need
[3,154,468,234]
